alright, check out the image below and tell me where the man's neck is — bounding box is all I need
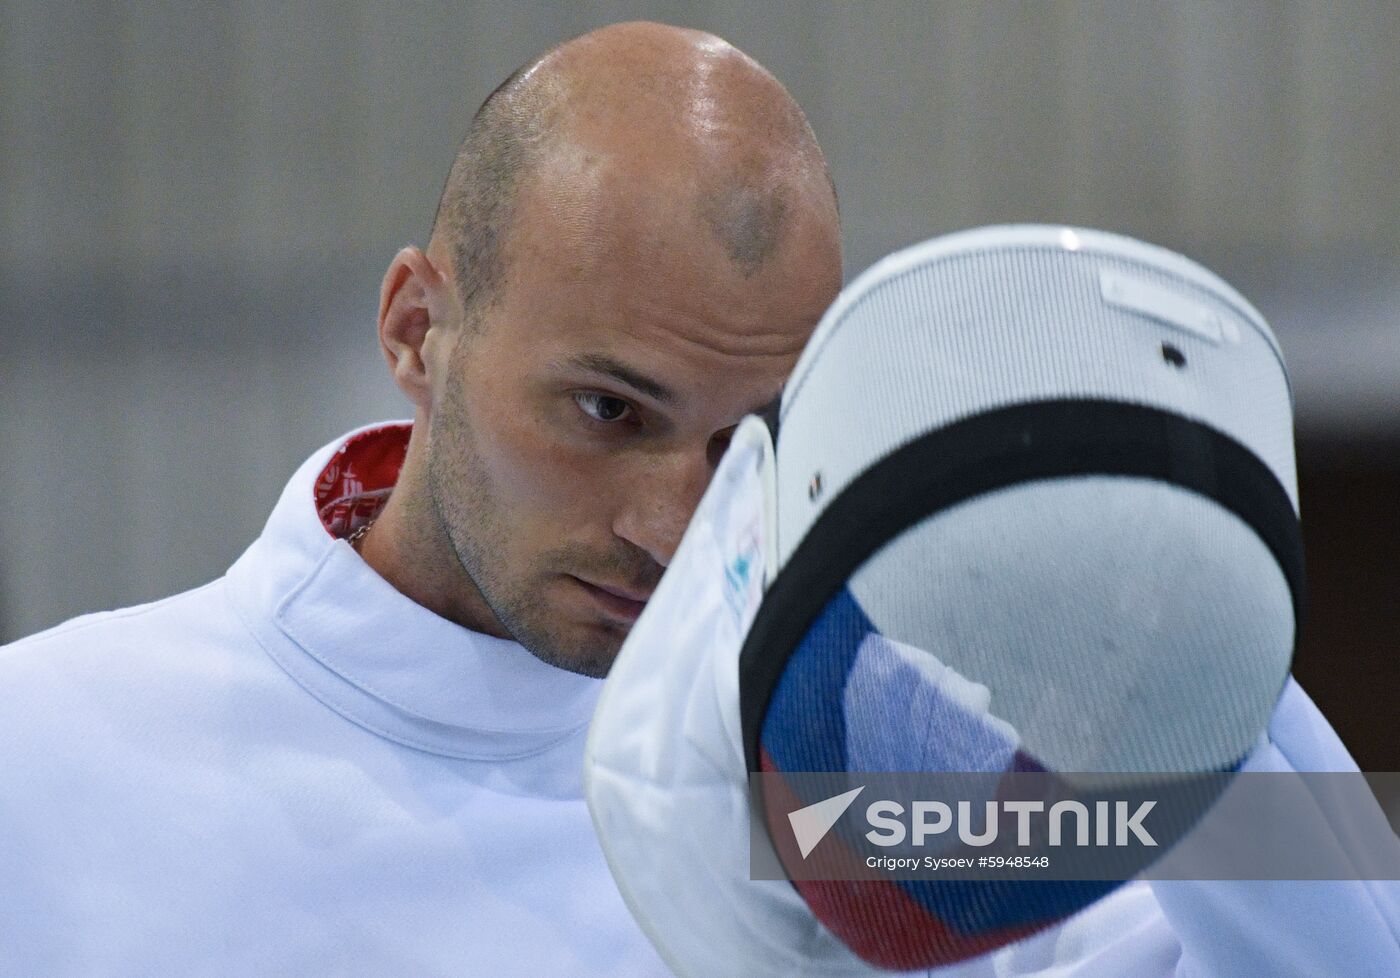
[356,437,511,641]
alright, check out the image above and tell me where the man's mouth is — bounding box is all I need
[570,576,653,622]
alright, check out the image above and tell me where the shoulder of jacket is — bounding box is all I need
[0,579,227,661]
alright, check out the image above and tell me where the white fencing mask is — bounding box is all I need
[584,225,1302,975]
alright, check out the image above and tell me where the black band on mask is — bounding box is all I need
[738,398,1304,774]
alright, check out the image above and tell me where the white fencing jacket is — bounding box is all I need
[0,422,671,977]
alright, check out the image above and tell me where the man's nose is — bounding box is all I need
[611,446,716,569]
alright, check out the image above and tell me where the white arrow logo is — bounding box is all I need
[787,786,865,859]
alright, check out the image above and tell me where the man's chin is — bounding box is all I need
[514,618,630,679]
[475,577,633,678]
[526,644,621,679]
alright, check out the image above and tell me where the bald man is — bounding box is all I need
[362,23,838,678]
[0,23,839,977]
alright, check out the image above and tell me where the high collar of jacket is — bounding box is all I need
[225,421,604,761]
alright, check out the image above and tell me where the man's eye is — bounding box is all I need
[574,392,633,423]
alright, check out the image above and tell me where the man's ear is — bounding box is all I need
[378,246,454,409]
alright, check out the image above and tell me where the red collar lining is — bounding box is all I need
[314,423,412,538]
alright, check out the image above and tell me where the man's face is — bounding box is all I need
[424,161,840,677]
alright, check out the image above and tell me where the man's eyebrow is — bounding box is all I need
[565,353,677,405]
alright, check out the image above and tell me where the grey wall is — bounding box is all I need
[3,0,1398,643]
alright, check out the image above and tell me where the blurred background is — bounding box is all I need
[1,2,1396,769]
